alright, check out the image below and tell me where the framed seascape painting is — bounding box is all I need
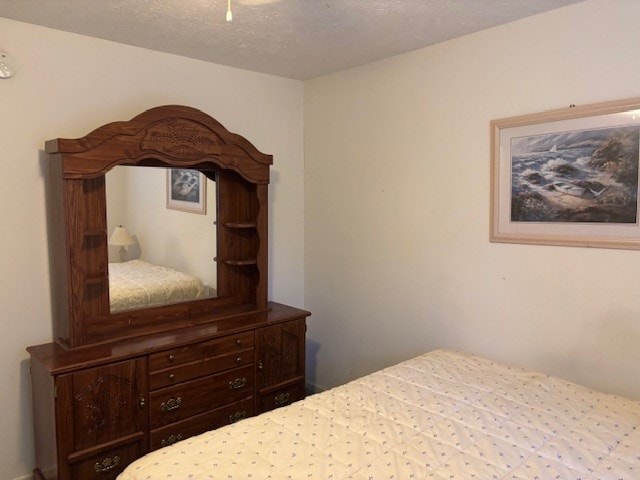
[490,97,640,249]
[166,168,206,214]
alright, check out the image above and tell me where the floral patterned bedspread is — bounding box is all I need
[118,349,640,480]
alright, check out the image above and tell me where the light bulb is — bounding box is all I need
[226,0,233,21]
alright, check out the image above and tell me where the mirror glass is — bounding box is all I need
[106,166,217,313]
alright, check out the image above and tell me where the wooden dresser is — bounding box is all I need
[28,106,310,479]
[29,303,308,480]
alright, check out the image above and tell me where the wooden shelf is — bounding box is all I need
[84,229,107,238]
[224,259,257,266]
[224,222,257,229]
[85,274,107,285]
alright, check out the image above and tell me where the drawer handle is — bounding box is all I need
[229,377,247,390]
[168,354,175,362]
[235,338,242,346]
[274,392,291,407]
[161,396,183,412]
[94,455,120,473]
[229,410,247,423]
[161,433,183,447]
[168,373,176,381]
[236,356,242,363]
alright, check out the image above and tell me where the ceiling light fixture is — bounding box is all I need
[225,0,282,22]
[238,0,282,4]
[226,0,233,22]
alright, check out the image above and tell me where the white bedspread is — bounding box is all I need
[118,350,640,479]
[109,260,204,313]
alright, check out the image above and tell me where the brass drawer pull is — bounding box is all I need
[161,396,183,412]
[229,410,247,423]
[274,392,291,407]
[161,433,183,447]
[94,455,120,473]
[229,377,247,389]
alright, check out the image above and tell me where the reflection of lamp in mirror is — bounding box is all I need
[109,225,134,262]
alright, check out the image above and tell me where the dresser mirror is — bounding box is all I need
[106,166,218,313]
[46,105,272,348]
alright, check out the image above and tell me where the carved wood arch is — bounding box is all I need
[45,105,272,183]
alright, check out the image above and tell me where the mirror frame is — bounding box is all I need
[46,105,272,348]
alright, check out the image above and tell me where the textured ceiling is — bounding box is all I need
[0,0,584,80]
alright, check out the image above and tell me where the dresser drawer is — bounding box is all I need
[149,397,254,451]
[150,365,254,428]
[149,348,253,390]
[148,332,254,372]
[259,382,305,413]
[69,441,142,480]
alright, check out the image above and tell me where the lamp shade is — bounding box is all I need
[109,225,134,247]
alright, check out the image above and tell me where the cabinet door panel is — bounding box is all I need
[256,319,305,389]
[65,359,147,451]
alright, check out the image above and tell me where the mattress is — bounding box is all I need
[109,259,205,313]
[118,350,640,479]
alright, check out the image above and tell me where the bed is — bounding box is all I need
[118,349,640,480]
[109,259,206,313]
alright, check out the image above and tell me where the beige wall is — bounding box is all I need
[0,18,304,480]
[304,0,640,399]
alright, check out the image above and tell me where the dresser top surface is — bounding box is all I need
[28,302,309,373]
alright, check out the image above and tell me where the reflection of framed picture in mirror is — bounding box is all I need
[166,168,206,214]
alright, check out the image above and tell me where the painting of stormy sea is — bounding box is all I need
[511,125,639,223]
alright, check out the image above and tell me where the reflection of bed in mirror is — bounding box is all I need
[108,259,214,313]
